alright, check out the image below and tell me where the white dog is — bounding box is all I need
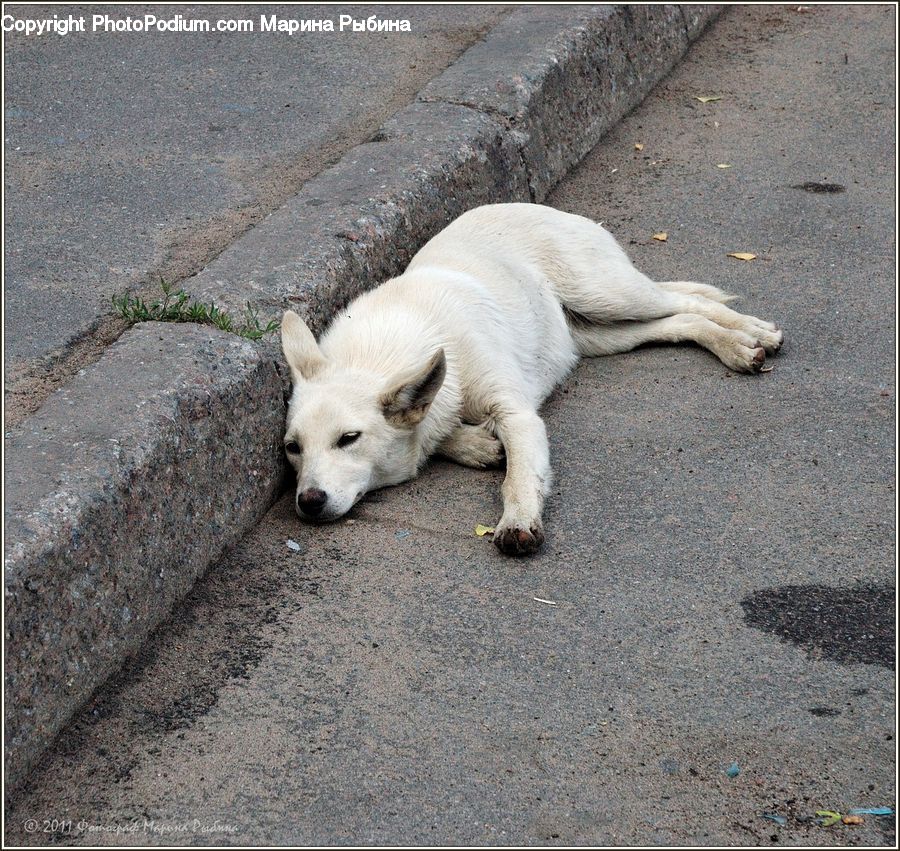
[281,203,782,555]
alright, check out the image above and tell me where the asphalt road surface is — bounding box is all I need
[6,5,895,846]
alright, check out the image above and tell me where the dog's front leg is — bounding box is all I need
[491,408,550,556]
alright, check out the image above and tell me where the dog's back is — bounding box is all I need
[323,206,584,417]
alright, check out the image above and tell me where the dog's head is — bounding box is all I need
[280,310,446,522]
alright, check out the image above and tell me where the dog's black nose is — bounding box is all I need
[297,488,328,517]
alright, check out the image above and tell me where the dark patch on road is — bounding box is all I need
[5,515,326,811]
[808,706,842,717]
[120,565,322,736]
[791,181,846,193]
[741,584,895,669]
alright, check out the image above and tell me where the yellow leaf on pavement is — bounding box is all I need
[695,95,723,103]
[474,524,495,537]
[652,232,668,242]
[634,142,644,151]
[716,163,733,169]
[727,252,757,261]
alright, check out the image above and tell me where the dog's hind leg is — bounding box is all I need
[663,291,784,353]
[655,280,736,304]
[437,422,505,468]
[570,314,768,373]
[560,274,783,358]
[543,223,783,354]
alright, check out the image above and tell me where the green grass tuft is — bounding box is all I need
[112,279,279,341]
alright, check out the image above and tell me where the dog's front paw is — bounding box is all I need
[493,520,545,556]
[463,430,506,468]
[438,423,506,469]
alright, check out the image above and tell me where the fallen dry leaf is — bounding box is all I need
[760,365,774,373]
[727,252,757,261]
[695,95,723,103]
[652,232,668,242]
[474,524,495,537]
[634,142,644,151]
[716,163,733,169]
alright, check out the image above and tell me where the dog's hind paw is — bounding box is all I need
[494,520,545,556]
[756,325,784,354]
[738,317,784,354]
[715,330,768,373]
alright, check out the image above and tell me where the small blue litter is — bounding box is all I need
[849,807,894,816]
[762,813,787,826]
[395,529,412,539]
[725,762,740,778]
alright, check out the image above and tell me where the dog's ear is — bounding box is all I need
[381,348,446,427]
[281,310,326,381]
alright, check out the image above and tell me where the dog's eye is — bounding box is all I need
[337,431,361,448]
[284,440,301,454]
